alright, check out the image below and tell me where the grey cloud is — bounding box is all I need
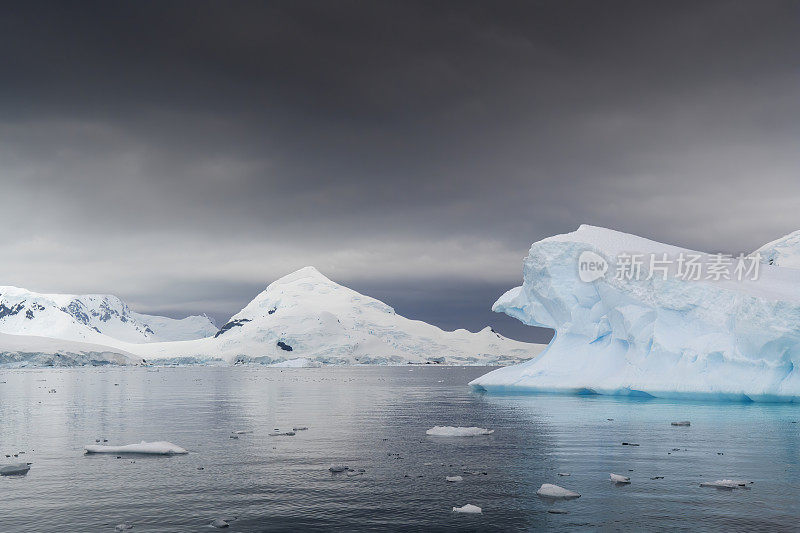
[0,1,798,339]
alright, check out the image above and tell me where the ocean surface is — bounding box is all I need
[1,366,798,532]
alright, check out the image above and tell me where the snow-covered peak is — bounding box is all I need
[0,286,217,344]
[752,229,800,269]
[131,267,542,365]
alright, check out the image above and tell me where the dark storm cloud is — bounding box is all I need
[1,1,798,339]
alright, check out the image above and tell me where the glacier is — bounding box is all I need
[470,225,800,402]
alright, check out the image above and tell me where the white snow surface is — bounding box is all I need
[0,285,216,344]
[470,225,800,402]
[84,441,188,455]
[753,229,800,269]
[426,426,494,437]
[124,267,543,365]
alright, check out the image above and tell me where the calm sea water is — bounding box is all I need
[1,366,798,532]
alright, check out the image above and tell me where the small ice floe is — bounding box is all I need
[671,421,691,426]
[292,426,308,431]
[700,479,752,490]
[610,473,631,484]
[446,476,464,482]
[114,524,134,531]
[452,504,482,514]
[329,464,349,473]
[536,484,580,500]
[557,473,571,477]
[210,518,229,528]
[0,463,31,476]
[426,426,494,437]
[84,441,188,455]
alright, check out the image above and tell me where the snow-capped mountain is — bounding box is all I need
[0,286,217,344]
[470,225,800,402]
[125,267,543,365]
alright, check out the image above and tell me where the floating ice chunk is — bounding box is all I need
[329,464,349,473]
[0,463,31,476]
[84,441,188,455]
[426,426,494,437]
[671,421,691,426]
[114,524,134,531]
[446,476,464,482]
[452,504,482,514]
[610,473,630,483]
[536,484,580,499]
[232,430,250,434]
[210,518,230,528]
[700,479,752,489]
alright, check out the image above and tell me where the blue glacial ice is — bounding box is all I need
[470,225,800,402]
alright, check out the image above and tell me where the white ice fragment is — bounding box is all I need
[446,476,464,482]
[452,504,482,514]
[610,473,630,483]
[536,483,581,499]
[700,479,752,489]
[426,426,494,437]
[0,463,31,476]
[83,441,187,455]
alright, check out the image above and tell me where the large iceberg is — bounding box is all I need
[470,225,800,402]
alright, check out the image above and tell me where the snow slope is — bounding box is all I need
[0,286,216,344]
[753,229,800,269]
[0,332,137,367]
[470,225,800,402]
[125,267,544,365]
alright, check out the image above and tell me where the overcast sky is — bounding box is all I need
[1,1,798,342]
